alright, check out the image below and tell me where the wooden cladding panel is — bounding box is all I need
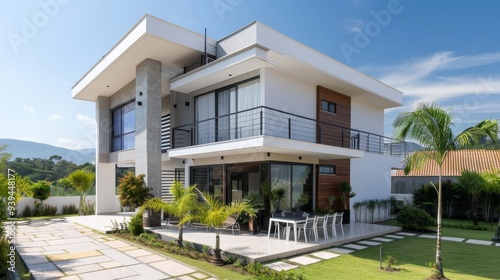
[316,86,351,210]
[316,86,351,147]
[317,159,350,210]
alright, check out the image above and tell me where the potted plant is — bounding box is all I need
[339,181,356,224]
[117,172,155,226]
[243,191,264,234]
[272,187,287,213]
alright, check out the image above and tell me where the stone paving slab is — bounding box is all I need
[357,240,382,246]
[102,240,131,248]
[149,260,196,276]
[100,248,140,266]
[125,249,154,258]
[442,236,465,242]
[100,260,123,269]
[191,272,209,279]
[396,232,417,236]
[310,251,340,259]
[466,239,493,246]
[117,245,140,251]
[47,250,102,261]
[265,261,299,271]
[55,255,113,269]
[288,256,321,265]
[137,254,167,263]
[329,247,355,254]
[128,263,170,279]
[62,263,103,275]
[29,262,65,279]
[384,234,404,239]
[342,243,368,250]
[496,243,500,247]
[20,252,50,266]
[419,235,437,239]
[371,237,394,242]
[78,266,139,280]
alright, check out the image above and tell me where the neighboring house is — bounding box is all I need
[392,149,500,202]
[72,14,405,223]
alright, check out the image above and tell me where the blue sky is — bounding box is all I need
[2,0,500,150]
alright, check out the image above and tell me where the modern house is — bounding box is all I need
[72,14,405,224]
[392,149,500,202]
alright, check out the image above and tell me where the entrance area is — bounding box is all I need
[191,161,313,212]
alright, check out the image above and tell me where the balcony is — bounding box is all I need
[167,106,406,157]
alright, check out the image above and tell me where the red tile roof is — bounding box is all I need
[393,149,500,176]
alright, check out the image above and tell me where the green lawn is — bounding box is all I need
[294,237,499,280]
[380,218,497,241]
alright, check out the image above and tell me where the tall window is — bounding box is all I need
[195,78,260,144]
[112,101,135,151]
[270,163,312,211]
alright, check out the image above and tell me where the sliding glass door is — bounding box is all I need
[195,78,260,144]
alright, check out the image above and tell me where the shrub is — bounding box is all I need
[41,204,58,216]
[81,200,95,215]
[21,205,32,217]
[30,181,51,205]
[62,203,79,215]
[118,172,153,209]
[0,237,10,275]
[396,207,436,231]
[129,213,144,236]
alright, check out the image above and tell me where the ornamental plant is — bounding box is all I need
[118,172,153,209]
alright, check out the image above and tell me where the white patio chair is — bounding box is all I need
[271,213,286,238]
[333,212,344,236]
[325,212,337,238]
[316,214,329,240]
[297,215,318,243]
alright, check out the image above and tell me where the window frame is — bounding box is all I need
[321,99,337,114]
[319,165,336,175]
[111,100,135,152]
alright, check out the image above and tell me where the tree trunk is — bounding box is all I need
[177,225,183,247]
[435,165,445,278]
[471,196,478,226]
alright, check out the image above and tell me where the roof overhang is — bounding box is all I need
[72,14,216,101]
[170,46,277,93]
[168,135,363,160]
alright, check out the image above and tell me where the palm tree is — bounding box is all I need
[141,181,198,246]
[68,169,95,215]
[193,192,256,265]
[393,102,498,278]
[457,170,485,226]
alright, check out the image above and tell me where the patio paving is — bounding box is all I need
[14,218,216,280]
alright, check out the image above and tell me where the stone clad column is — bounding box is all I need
[135,59,162,198]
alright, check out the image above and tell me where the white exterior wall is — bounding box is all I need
[16,195,122,216]
[350,153,402,223]
[351,97,384,134]
[262,68,316,118]
[110,80,135,109]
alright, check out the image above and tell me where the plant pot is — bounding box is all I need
[342,209,350,224]
[142,209,161,227]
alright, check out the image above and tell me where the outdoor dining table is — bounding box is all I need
[267,216,307,242]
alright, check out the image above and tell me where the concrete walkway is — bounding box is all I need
[15,218,216,280]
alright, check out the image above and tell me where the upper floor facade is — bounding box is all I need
[72,14,405,165]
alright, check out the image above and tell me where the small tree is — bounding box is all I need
[30,180,51,207]
[193,191,255,265]
[339,181,356,210]
[68,169,95,215]
[457,170,485,226]
[118,172,153,209]
[142,181,198,246]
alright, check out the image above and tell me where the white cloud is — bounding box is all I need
[22,104,35,113]
[76,113,96,128]
[48,113,63,121]
[56,138,93,150]
[342,18,364,33]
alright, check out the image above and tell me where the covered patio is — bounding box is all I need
[146,221,401,263]
[68,214,400,263]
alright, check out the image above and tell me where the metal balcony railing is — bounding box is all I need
[168,106,406,157]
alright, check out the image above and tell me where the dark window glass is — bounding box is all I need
[319,165,336,174]
[112,101,135,152]
[321,100,336,114]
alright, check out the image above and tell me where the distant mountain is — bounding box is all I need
[0,139,95,164]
